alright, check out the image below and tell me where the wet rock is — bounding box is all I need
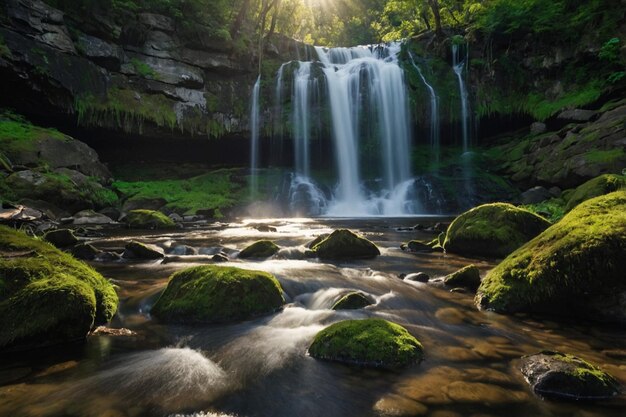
[18,198,68,220]
[444,203,550,258]
[311,229,380,260]
[167,245,197,255]
[520,351,620,400]
[122,241,164,260]
[77,34,123,70]
[306,233,329,248]
[309,318,423,369]
[0,204,43,223]
[212,252,229,262]
[168,213,183,222]
[443,265,481,292]
[123,209,175,229]
[43,228,78,248]
[94,251,122,262]
[151,265,285,323]
[404,272,430,283]
[138,12,175,32]
[91,326,137,337]
[98,207,121,222]
[73,210,115,225]
[402,241,433,253]
[239,240,280,259]
[331,292,373,310]
[557,109,597,122]
[71,243,102,261]
[161,255,213,264]
[252,223,278,232]
[521,186,553,205]
[530,122,547,135]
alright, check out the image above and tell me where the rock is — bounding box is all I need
[530,122,547,135]
[306,233,329,248]
[123,53,204,88]
[71,243,102,261]
[0,225,118,351]
[161,255,213,264]
[98,207,121,222]
[252,223,278,232]
[167,245,197,255]
[565,174,626,211]
[138,12,175,32]
[0,205,43,223]
[239,240,280,259]
[331,292,373,310]
[476,192,626,323]
[311,229,380,260]
[91,326,137,337]
[443,265,481,291]
[73,210,115,225]
[404,272,430,283]
[122,241,164,260]
[43,228,78,247]
[94,251,122,262]
[520,351,620,400]
[548,186,562,197]
[308,319,423,369]
[402,240,433,252]
[557,109,597,122]
[18,198,68,220]
[521,186,553,204]
[122,198,167,212]
[124,209,175,229]
[151,265,285,323]
[168,213,183,222]
[444,203,550,258]
[77,34,124,70]
[212,252,229,262]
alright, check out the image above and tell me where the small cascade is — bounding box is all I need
[452,44,470,153]
[408,52,440,167]
[249,76,261,197]
[288,174,328,217]
[292,62,314,177]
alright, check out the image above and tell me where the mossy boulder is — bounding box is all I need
[151,265,285,323]
[0,226,118,350]
[520,351,621,400]
[444,203,550,258]
[476,192,626,323]
[331,292,373,310]
[565,174,626,211]
[309,319,423,369]
[124,209,175,229]
[312,229,380,260]
[238,240,280,259]
[44,228,78,248]
[443,265,481,291]
[122,241,164,260]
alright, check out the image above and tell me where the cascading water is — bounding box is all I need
[452,43,473,196]
[292,62,314,177]
[249,76,261,197]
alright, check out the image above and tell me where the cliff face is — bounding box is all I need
[0,0,306,142]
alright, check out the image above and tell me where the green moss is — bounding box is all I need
[565,174,626,211]
[312,229,380,260]
[124,209,175,229]
[239,240,280,259]
[130,58,157,79]
[0,226,118,349]
[476,192,626,321]
[308,319,423,369]
[151,265,285,323]
[444,265,481,291]
[0,115,65,158]
[444,203,550,258]
[584,149,626,164]
[331,292,372,310]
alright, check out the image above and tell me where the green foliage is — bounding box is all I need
[599,38,621,63]
[522,198,566,223]
[151,265,285,323]
[309,318,423,369]
[124,209,175,229]
[239,240,280,258]
[130,58,157,79]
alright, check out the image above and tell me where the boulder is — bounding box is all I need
[312,229,380,260]
[0,225,118,350]
[401,240,433,252]
[239,240,280,259]
[212,252,229,262]
[331,292,373,310]
[122,241,164,260]
[565,174,626,211]
[443,265,481,291]
[444,203,550,258]
[308,319,423,369]
[151,265,285,323]
[306,233,329,248]
[530,122,547,135]
[476,192,626,323]
[124,209,175,229]
[167,245,197,256]
[71,243,102,261]
[122,198,167,212]
[404,272,430,283]
[73,210,115,225]
[521,186,553,205]
[557,109,597,122]
[520,351,620,400]
[43,228,78,247]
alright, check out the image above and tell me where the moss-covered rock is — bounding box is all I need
[122,241,164,260]
[444,203,550,258]
[151,265,285,323]
[312,229,380,260]
[476,192,626,322]
[443,265,481,291]
[238,240,280,259]
[565,174,626,211]
[71,243,101,261]
[124,209,175,229]
[520,351,620,400]
[331,292,373,310]
[0,226,118,350]
[309,319,423,369]
[44,228,78,248]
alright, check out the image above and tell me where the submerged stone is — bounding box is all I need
[312,229,380,260]
[238,240,280,259]
[331,292,373,310]
[443,265,481,292]
[309,318,423,369]
[520,351,620,400]
[151,265,285,323]
[444,203,550,258]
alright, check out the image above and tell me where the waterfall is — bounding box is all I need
[249,75,261,197]
[408,52,440,167]
[452,44,470,153]
[292,62,313,177]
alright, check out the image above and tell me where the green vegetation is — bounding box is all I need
[332,292,373,310]
[444,203,550,258]
[309,318,423,369]
[584,149,626,165]
[239,240,280,259]
[0,112,65,156]
[124,209,175,229]
[476,192,626,322]
[0,226,118,349]
[522,198,566,223]
[443,264,481,291]
[312,229,380,260]
[565,174,626,211]
[151,265,285,323]
[130,58,157,79]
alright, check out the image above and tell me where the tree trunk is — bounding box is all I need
[231,0,251,39]
[428,0,443,37]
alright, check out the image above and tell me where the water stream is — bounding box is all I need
[249,76,261,197]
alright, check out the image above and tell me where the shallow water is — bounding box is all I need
[0,218,624,417]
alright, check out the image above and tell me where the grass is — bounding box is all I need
[151,265,285,324]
